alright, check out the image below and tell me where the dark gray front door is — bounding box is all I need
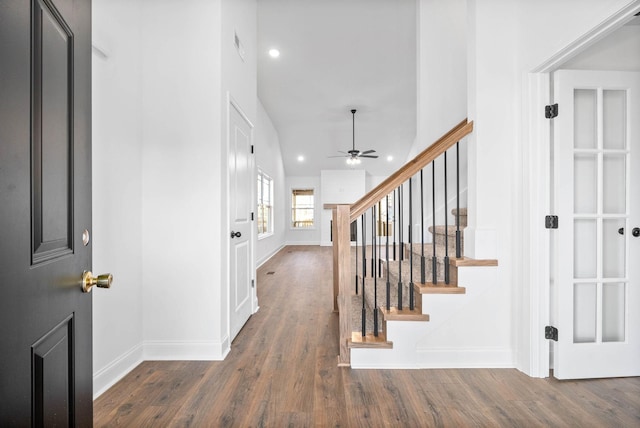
[0,0,93,424]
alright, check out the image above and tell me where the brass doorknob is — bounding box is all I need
[81,271,113,293]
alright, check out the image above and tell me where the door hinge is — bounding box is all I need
[545,215,558,229]
[251,145,254,154]
[545,103,558,119]
[251,279,255,288]
[251,212,254,221]
[545,326,558,341]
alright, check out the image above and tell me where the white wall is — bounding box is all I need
[220,0,258,341]
[285,176,322,245]
[140,0,225,359]
[561,25,640,71]
[92,0,259,397]
[466,0,640,377]
[408,0,468,243]
[92,0,145,397]
[320,170,366,246]
[255,100,286,266]
[415,0,467,151]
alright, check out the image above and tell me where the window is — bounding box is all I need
[257,170,273,237]
[376,196,394,236]
[291,188,314,229]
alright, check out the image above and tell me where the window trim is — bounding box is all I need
[290,187,316,230]
[257,169,274,239]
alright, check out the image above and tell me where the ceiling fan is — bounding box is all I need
[330,109,378,165]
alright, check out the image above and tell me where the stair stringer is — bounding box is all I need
[350,265,512,369]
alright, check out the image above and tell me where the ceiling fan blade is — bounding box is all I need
[328,155,348,158]
[360,149,376,155]
[359,155,379,159]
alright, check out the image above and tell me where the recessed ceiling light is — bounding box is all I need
[387,155,393,162]
[297,155,304,162]
[268,48,280,58]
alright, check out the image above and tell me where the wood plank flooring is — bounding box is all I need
[94,245,640,427]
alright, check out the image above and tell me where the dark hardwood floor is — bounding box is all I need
[94,245,640,427]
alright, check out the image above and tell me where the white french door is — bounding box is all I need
[553,70,640,379]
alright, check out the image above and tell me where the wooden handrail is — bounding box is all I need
[332,118,473,366]
[350,119,473,221]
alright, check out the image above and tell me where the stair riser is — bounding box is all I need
[351,294,384,335]
[360,281,420,321]
[381,258,453,284]
[431,234,463,256]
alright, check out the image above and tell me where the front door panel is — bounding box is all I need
[0,0,92,424]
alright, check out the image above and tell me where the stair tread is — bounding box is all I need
[450,256,498,267]
[451,207,467,216]
[381,306,429,321]
[349,331,393,349]
[417,282,466,294]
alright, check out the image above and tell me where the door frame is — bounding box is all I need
[525,2,640,377]
[225,93,257,344]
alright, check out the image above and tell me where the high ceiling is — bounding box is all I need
[257,0,417,177]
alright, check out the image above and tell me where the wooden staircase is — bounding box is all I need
[328,119,499,367]
[349,208,497,352]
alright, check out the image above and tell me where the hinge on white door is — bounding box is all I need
[545,215,558,229]
[251,279,255,288]
[545,326,558,341]
[251,145,254,154]
[545,103,558,119]
[251,212,254,221]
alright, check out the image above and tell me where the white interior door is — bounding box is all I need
[229,101,254,342]
[553,70,640,379]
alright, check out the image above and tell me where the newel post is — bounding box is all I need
[331,204,352,366]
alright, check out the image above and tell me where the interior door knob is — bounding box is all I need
[81,271,112,293]
[230,231,241,238]
[633,227,640,237]
[618,227,624,235]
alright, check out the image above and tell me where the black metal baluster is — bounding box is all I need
[354,220,358,294]
[420,169,425,284]
[431,161,437,285]
[456,141,462,259]
[397,185,403,310]
[409,177,414,311]
[361,212,366,337]
[399,184,404,261]
[378,203,383,275]
[372,205,378,336]
[393,190,397,261]
[386,194,390,311]
[444,152,450,285]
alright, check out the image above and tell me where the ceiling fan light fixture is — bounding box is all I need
[330,109,377,164]
[346,157,361,165]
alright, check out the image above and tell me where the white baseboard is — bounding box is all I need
[142,338,230,361]
[257,244,285,268]
[93,343,144,399]
[351,347,515,369]
[285,240,321,246]
[92,338,231,400]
